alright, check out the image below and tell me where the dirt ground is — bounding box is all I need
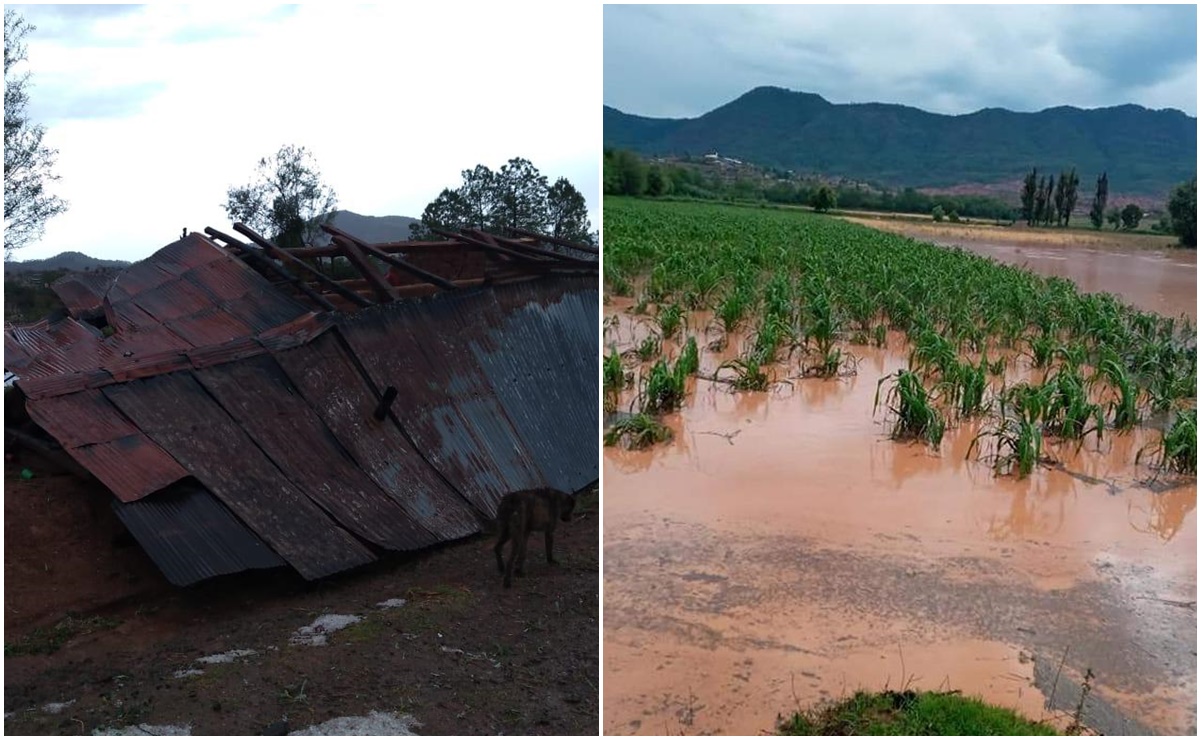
[4,461,599,735]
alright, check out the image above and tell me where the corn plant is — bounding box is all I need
[657,303,684,340]
[604,413,673,449]
[721,355,771,391]
[874,369,947,448]
[1137,409,1197,476]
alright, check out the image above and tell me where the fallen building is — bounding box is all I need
[5,223,598,586]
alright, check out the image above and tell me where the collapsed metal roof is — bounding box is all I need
[5,224,598,585]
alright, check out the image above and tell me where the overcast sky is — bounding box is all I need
[604,4,1197,120]
[8,4,600,262]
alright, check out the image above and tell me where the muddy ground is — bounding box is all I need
[4,461,599,735]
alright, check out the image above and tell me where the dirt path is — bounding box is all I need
[602,318,1195,735]
[4,463,598,735]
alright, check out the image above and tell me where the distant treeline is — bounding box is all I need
[604,149,1017,222]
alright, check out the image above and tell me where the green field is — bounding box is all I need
[603,197,1196,475]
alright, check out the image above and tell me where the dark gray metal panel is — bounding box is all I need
[112,484,286,587]
[336,278,598,515]
[192,354,440,551]
[102,372,377,580]
[271,331,481,540]
[474,278,599,493]
[337,292,547,518]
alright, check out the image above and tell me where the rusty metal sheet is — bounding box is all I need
[162,307,255,348]
[102,372,376,580]
[271,331,480,539]
[51,270,117,318]
[337,300,546,517]
[193,354,439,551]
[181,257,310,328]
[112,484,287,587]
[25,389,188,501]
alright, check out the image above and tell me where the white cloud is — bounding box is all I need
[11,4,600,261]
[604,4,1196,119]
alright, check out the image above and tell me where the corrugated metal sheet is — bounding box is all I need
[51,270,117,318]
[7,226,597,586]
[472,277,599,493]
[271,330,481,539]
[112,484,287,586]
[24,389,188,502]
[338,300,546,517]
[101,371,377,580]
[192,354,440,551]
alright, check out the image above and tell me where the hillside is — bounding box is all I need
[4,251,130,274]
[322,210,420,244]
[604,86,1197,197]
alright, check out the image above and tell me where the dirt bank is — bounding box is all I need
[4,462,599,735]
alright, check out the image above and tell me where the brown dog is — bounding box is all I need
[493,488,576,588]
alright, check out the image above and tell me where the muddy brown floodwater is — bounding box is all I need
[602,305,1196,736]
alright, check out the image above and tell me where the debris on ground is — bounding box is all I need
[92,723,191,736]
[288,711,420,736]
[289,614,361,647]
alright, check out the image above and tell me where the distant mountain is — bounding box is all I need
[605,86,1197,197]
[320,210,420,244]
[4,251,130,274]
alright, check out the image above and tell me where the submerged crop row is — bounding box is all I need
[603,198,1196,475]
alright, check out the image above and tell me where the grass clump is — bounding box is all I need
[777,690,1057,736]
[5,613,122,656]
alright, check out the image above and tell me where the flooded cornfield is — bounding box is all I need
[844,218,1197,321]
[602,199,1197,735]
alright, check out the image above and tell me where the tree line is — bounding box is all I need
[1021,166,1195,246]
[605,149,1017,222]
[223,150,596,252]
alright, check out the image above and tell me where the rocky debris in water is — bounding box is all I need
[41,700,75,714]
[376,598,407,609]
[289,614,361,647]
[92,724,191,735]
[287,711,420,735]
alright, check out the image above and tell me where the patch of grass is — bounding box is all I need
[339,617,386,644]
[4,613,122,656]
[777,690,1057,735]
[278,678,309,705]
[604,413,673,449]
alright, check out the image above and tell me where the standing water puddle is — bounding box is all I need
[603,304,1196,735]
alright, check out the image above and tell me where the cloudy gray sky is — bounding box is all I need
[8,4,600,262]
[604,4,1197,119]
